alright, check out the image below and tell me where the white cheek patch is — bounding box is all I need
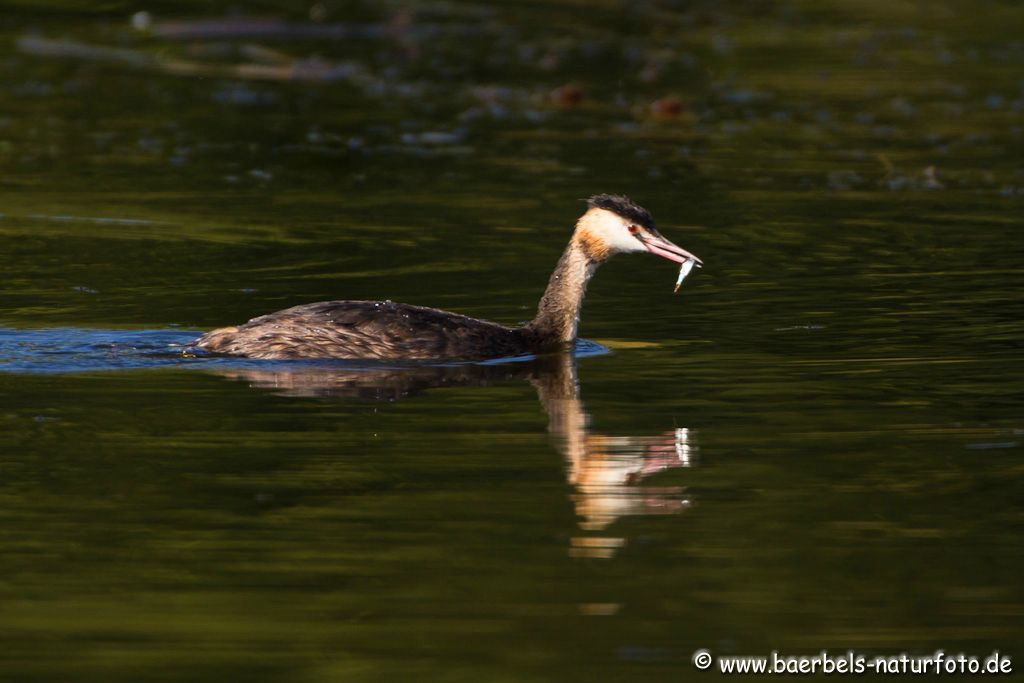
[588,210,647,253]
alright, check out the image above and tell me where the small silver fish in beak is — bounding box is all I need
[673,258,700,293]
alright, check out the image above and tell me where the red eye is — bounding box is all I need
[628,225,639,234]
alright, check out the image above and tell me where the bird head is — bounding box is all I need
[575,194,702,265]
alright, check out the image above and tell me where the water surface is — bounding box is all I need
[1,1,1022,681]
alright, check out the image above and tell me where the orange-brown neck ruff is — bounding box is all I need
[575,225,613,263]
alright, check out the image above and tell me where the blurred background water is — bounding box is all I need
[1,1,1022,680]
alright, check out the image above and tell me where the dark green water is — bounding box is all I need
[2,1,1022,680]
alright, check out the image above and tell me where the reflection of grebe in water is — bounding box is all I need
[210,352,696,559]
[194,195,700,361]
[528,356,697,558]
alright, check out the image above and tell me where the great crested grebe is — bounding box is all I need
[193,194,701,361]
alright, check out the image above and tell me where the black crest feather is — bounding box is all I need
[586,194,655,230]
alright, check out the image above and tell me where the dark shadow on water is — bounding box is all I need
[0,326,696,556]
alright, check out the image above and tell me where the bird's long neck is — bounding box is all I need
[526,234,602,346]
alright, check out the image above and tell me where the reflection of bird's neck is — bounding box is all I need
[530,353,587,484]
[526,226,607,345]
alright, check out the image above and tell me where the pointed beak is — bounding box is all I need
[639,232,702,265]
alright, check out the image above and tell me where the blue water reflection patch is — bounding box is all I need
[0,327,200,373]
[0,327,609,374]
